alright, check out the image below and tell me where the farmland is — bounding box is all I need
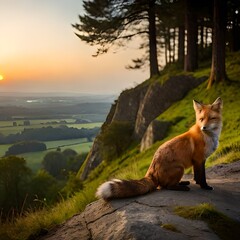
[0,93,114,172]
[0,119,103,136]
[0,120,101,172]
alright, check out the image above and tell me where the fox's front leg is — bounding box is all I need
[193,160,213,190]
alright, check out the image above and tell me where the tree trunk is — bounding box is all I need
[168,27,172,63]
[200,24,204,51]
[184,0,198,72]
[148,0,159,77]
[178,25,185,68]
[208,0,227,88]
[172,28,176,62]
[205,27,209,48]
[165,28,168,65]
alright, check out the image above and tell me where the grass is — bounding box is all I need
[0,139,93,172]
[0,120,102,136]
[0,183,98,240]
[174,203,240,240]
[161,223,181,233]
[1,52,240,239]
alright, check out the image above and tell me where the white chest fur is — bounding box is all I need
[203,133,219,158]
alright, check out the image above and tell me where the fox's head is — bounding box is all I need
[193,97,223,135]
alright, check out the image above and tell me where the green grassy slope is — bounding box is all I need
[1,52,240,239]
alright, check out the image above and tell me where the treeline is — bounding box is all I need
[5,141,47,156]
[0,125,100,144]
[0,150,87,220]
[73,0,240,87]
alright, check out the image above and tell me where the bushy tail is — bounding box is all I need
[96,177,156,200]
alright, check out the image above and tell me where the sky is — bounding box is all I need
[0,0,148,94]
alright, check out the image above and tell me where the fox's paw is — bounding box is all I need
[179,181,190,186]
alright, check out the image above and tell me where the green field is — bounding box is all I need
[0,138,93,172]
[0,119,102,172]
[0,119,102,136]
[20,140,93,172]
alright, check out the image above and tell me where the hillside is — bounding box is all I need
[1,52,240,239]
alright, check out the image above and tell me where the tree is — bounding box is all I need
[208,0,228,88]
[73,0,160,77]
[0,156,31,209]
[227,0,240,52]
[66,152,87,173]
[98,121,133,161]
[5,141,46,156]
[184,0,198,71]
[42,151,67,179]
[62,149,78,159]
[30,169,59,204]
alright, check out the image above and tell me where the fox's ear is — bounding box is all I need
[193,100,203,112]
[211,97,223,111]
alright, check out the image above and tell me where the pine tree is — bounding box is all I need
[73,0,160,77]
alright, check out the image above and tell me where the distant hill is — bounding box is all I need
[0,93,116,120]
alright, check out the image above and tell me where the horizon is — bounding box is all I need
[0,0,149,95]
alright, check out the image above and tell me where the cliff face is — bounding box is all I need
[134,75,206,139]
[80,75,206,180]
[140,120,171,152]
[80,84,148,180]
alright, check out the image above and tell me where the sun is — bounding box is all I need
[0,75,4,81]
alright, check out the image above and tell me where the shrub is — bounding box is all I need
[98,121,134,162]
[42,151,67,179]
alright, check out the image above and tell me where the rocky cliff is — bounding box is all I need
[40,161,240,240]
[80,75,206,180]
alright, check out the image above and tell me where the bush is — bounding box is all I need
[29,169,60,205]
[5,141,46,156]
[61,172,83,198]
[42,151,67,179]
[98,121,134,162]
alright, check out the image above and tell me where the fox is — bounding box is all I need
[96,97,223,200]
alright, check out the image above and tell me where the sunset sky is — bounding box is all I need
[0,0,148,94]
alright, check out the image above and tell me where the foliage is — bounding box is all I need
[0,180,98,240]
[61,172,83,198]
[0,125,100,144]
[29,169,60,205]
[98,121,134,162]
[62,148,77,159]
[0,156,31,216]
[66,152,87,173]
[73,0,161,76]
[73,0,150,55]
[42,151,67,179]
[5,141,46,156]
[174,203,240,240]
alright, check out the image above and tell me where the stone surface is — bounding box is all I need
[140,120,171,152]
[40,161,240,240]
[80,84,148,180]
[134,75,206,139]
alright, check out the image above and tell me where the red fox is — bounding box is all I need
[96,97,223,200]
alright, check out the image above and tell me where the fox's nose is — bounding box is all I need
[201,126,207,131]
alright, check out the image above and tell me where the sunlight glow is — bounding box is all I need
[0,75,4,81]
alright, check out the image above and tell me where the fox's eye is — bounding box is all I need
[210,117,216,120]
[199,118,204,122]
